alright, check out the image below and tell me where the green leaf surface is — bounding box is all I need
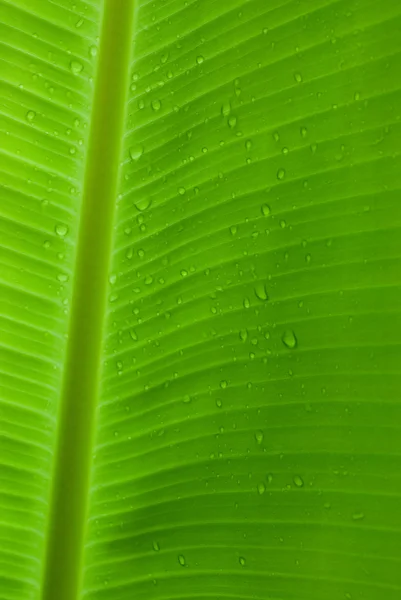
[1,1,401,600]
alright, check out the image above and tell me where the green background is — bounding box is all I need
[0,1,400,599]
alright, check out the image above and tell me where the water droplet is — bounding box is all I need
[152,541,160,551]
[239,329,248,342]
[239,556,246,566]
[221,102,231,117]
[43,240,50,249]
[55,224,68,237]
[183,394,191,404]
[144,275,153,285]
[300,126,308,138]
[216,398,222,408]
[196,55,204,64]
[89,45,97,57]
[26,110,36,122]
[257,482,266,495]
[134,198,151,211]
[178,187,186,195]
[230,225,237,236]
[220,380,227,389]
[281,329,297,349]
[178,554,186,566]
[228,116,237,129]
[273,131,280,142]
[129,144,143,161]
[261,203,271,216]
[294,72,303,83]
[57,273,69,283]
[70,60,83,74]
[352,511,365,521]
[254,283,268,301]
[75,18,84,28]
[282,146,289,155]
[277,168,286,181]
[243,297,250,309]
[151,99,161,111]
[266,473,273,484]
[255,430,264,444]
[129,329,138,341]
[293,475,304,487]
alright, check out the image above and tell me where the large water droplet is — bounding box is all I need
[134,198,151,211]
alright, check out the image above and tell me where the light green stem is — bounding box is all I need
[41,1,135,598]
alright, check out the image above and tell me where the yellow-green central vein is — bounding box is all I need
[41,2,135,599]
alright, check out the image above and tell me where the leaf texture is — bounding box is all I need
[1,1,401,600]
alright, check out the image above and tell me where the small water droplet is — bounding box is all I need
[196,55,204,64]
[75,18,84,28]
[277,168,286,181]
[300,126,308,138]
[152,541,160,551]
[267,473,273,484]
[55,224,68,237]
[239,556,246,566]
[215,398,222,408]
[255,430,264,444]
[220,380,228,389]
[26,110,36,122]
[352,511,365,521]
[221,102,231,117]
[254,283,268,301]
[178,187,186,196]
[261,203,271,216]
[293,475,304,487]
[243,297,250,309]
[257,482,266,495]
[230,225,237,236]
[178,554,186,566]
[89,45,97,57]
[282,329,297,349]
[57,273,69,283]
[228,116,237,129]
[151,99,161,111]
[70,60,83,74]
[239,329,248,342]
[129,144,144,161]
[294,72,303,83]
[129,329,138,341]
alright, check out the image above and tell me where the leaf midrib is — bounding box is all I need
[40,2,136,599]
